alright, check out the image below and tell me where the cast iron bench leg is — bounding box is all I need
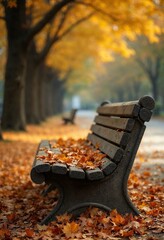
[41,182,64,225]
[41,172,139,225]
[41,184,56,197]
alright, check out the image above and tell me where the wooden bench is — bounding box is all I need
[62,108,77,124]
[30,96,155,225]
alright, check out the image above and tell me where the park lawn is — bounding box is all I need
[0,115,163,239]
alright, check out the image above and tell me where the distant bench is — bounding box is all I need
[30,96,155,224]
[62,108,78,124]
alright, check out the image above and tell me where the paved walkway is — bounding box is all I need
[141,118,164,153]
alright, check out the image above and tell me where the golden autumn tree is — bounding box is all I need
[24,4,95,123]
[27,0,164,123]
[0,0,163,130]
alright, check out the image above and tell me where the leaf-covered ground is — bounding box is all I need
[0,115,164,239]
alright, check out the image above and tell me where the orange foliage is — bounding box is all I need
[0,115,164,239]
[38,138,106,169]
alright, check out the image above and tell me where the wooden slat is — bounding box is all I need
[51,148,61,154]
[34,143,51,172]
[139,108,152,122]
[101,158,117,176]
[90,124,129,147]
[86,168,104,180]
[87,133,123,163]
[34,160,51,173]
[94,116,135,131]
[97,102,140,117]
[52,163,67,175]
[39,140,50,149]
[139,96,155,110]
[37,150,47,157]
[30,168,45,184]
[69,166,85,179]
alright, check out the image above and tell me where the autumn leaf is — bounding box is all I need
[0,228,10,237]
[6,213,15,221]
[120,229,134,237]
[63,222,79,237]
[110,209,126,226]
[25,228,34,237]
[56,213,71,223]
[40,138,106,169]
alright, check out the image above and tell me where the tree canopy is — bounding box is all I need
[0,0,163,130]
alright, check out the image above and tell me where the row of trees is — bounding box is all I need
[0,0,163,131]
[72,35,164,113]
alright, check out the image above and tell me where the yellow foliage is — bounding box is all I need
[1,0,163,78]
[8,0,16,8]
[41,0,163,77]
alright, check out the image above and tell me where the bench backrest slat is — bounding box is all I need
[97,102,140,117]
[94,116,135,131]
[90,124,129,147]
[70,109,77,119]
[87,133,123,163]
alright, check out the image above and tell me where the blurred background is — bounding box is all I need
[0,0,163,132]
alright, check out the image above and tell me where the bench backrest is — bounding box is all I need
[87,96,155,178]
[70,108,78,121]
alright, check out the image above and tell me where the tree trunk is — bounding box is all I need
[37,63,47,121]
[42,67,59,117]
[150,76,158,101]
[2,0,27,130]
[44,79,54,117]
[25,42,42,124]
[52,78,65,114]
[0,122,3,141]
[57,84,65,113]
[41,66,65,116]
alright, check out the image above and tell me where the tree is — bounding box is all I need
[133,35,164,103]
[84,55,150,105]
[1,0,75,130]
[0,0,163,130]
[25,5,94,123]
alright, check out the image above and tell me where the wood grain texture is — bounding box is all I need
[101,158,117,175]
[69,166,85,179]
[86,168,104,180]
[97,103,140,117]
[35,160,51,173]
[52,163,68,174]
[51,148,61,154]
[39,140,50,149]
[91,124,129,147]
[94,116,135,131]
[87,133,123,163]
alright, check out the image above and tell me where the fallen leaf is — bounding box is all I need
[25,228,34,237]
[63,222,79,237]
